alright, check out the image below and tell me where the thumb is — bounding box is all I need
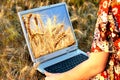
[44,71,53,76]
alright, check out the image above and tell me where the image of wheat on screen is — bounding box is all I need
[22,13,75,58]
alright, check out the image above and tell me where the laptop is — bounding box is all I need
[18,2,88,74]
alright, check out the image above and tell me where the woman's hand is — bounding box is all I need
[45,72,66,80]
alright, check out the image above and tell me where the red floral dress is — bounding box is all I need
[91,0,120,79]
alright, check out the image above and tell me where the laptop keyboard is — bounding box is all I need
[44,54,88,73]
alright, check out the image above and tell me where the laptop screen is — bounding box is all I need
[18,2,77,63]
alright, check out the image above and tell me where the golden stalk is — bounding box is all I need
[22,13,75,58]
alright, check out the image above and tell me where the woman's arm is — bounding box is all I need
[45,51,109,80]
[45,1,110,79]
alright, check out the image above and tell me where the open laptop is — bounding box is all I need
[18,2,88,74]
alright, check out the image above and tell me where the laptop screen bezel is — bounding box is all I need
[18,2,78,63]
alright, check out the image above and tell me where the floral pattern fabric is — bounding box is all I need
[91,0,120,79]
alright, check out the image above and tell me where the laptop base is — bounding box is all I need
[45,54,88,73]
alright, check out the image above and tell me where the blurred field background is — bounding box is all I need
[0,0,99,80]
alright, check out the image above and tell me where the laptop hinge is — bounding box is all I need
[34,45,78,63]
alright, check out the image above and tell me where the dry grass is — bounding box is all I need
[0,0,99,80]
[0,46,45,80]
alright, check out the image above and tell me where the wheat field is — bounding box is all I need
[0,0,99,80]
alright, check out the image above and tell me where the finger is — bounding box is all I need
[45,77,49,80]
